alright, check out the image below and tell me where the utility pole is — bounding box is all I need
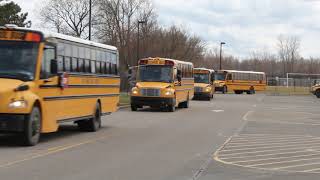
[137,20,146,62]
[89,0,92,40]
[219,42,226,70]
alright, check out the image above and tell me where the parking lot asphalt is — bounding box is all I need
[0,94,320,180]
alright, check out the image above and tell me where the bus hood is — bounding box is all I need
[0,78,24,93]
[136,82,172,89]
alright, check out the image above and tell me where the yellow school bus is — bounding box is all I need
[0,25,120,146]
[214,70,266,94]
[130,58,194,112]
[193,68,215,100]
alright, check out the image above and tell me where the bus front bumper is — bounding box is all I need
[215,87,224,92]
[194,92,211,99]
[0,114,25,133]
[131,97,175,107]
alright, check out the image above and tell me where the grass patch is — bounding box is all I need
[266,86,312,95]
[119,93,130,106]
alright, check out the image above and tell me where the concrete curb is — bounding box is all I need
[118,105,130,109]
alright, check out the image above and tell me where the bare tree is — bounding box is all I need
[39,0,96,38]
[97,0,156,70]
[277,35,301,76]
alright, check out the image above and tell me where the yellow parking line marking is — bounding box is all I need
[219,144,320,157]
[220,149,320,161]
[232,152,320,164]
[274,161,320,170]
[0,136,107,169]
[226,139,320,149]
[248,156,320,167]
[222,141,320,153]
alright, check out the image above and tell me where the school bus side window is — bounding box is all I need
[40,45,56,79]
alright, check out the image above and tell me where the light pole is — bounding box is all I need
[219,42,226,70]
[137,20,146,62]
[89,0,92,40]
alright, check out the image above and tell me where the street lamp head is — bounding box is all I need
[221,42,226,45]
[138,20,146,24]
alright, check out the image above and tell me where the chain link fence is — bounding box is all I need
[266,77,320,96]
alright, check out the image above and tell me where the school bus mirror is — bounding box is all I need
[50,59,58,75]
[15,84,30,92]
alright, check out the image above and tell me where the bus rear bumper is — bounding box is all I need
[131,97,175,107]
[0,114,25,133]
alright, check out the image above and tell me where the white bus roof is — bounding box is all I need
[1,26,118,51]
[218,70,265,75]
[194,68,214,72]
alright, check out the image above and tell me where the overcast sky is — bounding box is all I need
[11,0,320,58]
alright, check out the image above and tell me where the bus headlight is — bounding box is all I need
[9,100,27,108]
[205,87,212,92]
[165,90,174,96]
[131,88,139,95]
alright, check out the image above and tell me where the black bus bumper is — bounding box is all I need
[194,92,211,99]
[131,97,175,107]
[0,114,25,133]
[215,87,224,92]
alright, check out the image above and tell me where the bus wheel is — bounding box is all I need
[131,104,138,111]
[183,96,190,108]
[222,86,227,94]
[168,105,176,112]
[78,103,101,132]
[316,90,320,98]
[22,106,41,146]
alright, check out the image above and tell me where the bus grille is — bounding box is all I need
[141,88,160,97]
[194,87,203,92]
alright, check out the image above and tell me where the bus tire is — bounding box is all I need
[131,104,138,111]
[222,86,227,94]
[168,105,176,112]
[22,106,41,146]
[78,103,101,132]
[316,90,320,98]
[183,96,190,108]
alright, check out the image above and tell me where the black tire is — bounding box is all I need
[235,90,241,94]
[316,90,320,98]
[248,87,255,95]
[183,96,190,108]
[131,104,138,111]
[222,86,228,94]
[168,105,176,112]
[78,103,101,132]
[22,106,41,146]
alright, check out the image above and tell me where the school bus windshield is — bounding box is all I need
[138,65,173,83]
[194,73,209,84]
[0,41,39,81]
[215,73,226,81]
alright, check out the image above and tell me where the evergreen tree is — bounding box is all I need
[0,0,29,27]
